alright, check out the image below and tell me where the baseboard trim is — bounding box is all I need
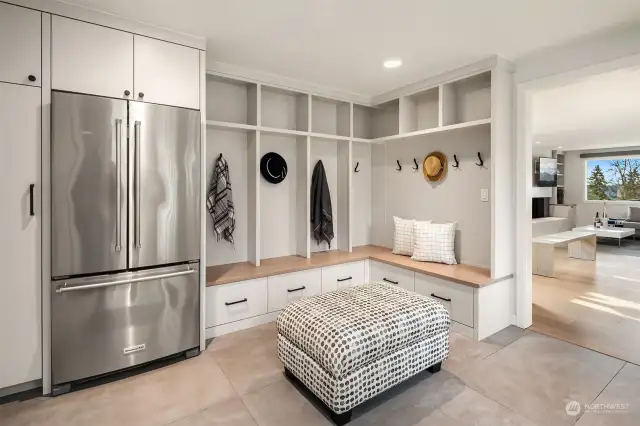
[0,379,42,400]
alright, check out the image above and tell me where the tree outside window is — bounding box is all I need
[586,158,640,201]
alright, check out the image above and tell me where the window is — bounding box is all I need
[586,157,640,201]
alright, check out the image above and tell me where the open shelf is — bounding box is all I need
[374,118,491,142]
[261,85,309,131]
[206,75,258,126]
[401,87,439,132]
[442,71,491,126]
[311,95,350,137]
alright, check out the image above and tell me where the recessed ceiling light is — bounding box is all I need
[557,146,563,149]
[384,59,402,69]
[535,141,540,144]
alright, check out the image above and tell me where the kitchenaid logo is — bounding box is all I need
[123,344,146,355]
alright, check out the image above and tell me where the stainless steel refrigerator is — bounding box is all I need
[50,91,201,394]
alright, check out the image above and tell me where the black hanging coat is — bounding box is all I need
[310,160,334,247]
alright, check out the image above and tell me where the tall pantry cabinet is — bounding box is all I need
[0,2,43,390]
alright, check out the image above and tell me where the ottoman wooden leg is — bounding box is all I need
[428,361,442,373]
[330,409,352,426]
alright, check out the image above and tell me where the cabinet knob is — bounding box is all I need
[138,92,144,99]
[28,75,36,82]
[124,90,131,96]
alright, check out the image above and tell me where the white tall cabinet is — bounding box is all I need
[0,2,41,87]
[0,75,42,390]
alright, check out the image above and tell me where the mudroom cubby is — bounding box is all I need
[351,142,372,248]
[206,74,258,126]
[260,133,308,260]
[441,71,491,126]
[261,85,309,131]
[400,86,439,133]
[310,96,351,137]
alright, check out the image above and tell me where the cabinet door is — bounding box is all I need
[52,16,133,99]
[134,35,200,109]
[0,3,41,86]
[0,83,42,388]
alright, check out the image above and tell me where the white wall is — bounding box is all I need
[564,148,639,226]
[372,126,491,268]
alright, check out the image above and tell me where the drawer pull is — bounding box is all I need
[287,286,306,293]
[225,298,248,306]
[382,278,399,285]
[430,293,451,302]
[337,276,352,282]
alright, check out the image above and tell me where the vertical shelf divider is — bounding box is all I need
[248,130,261,266]
[248,84,261,266]
[296,94,312,258]
[296,135,311,258]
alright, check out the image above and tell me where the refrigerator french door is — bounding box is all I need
[51,91,201,390]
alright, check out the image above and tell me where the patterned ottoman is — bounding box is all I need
[276,282,450,425]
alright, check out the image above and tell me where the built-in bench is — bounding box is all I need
[205,245,514,340]
[206,245,495,288]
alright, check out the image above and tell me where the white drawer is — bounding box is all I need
[267,269,322,312]
[206,278,267,327]
[414,273,475,327]
[370,260,415,291]
[321,261,366,293]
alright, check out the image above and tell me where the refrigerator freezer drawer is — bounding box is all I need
[51,264,199,385]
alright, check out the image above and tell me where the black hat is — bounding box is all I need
[260,152,287,184]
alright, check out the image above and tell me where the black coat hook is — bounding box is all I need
[396,160,402,171]
[476,152,484,167]
[354,162,360,173]
[412,158,419,171]
[453,155,460,169]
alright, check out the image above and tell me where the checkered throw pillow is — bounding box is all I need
[392,217,415,256]
[411,222,457,265]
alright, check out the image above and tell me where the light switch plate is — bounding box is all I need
[481,189,489,202]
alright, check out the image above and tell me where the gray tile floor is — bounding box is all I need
[1,323,638,426]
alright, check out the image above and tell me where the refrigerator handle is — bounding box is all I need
[115,119,123,251]
[55,268,196,294]
[134,120,142,249]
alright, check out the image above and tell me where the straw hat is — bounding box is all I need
[423,151,447,182]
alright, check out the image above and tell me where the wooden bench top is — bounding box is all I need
[532,231,595,246]
[206,245,504,288]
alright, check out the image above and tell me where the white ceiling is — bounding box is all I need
[60,0,640,98]
[532,66,640,151]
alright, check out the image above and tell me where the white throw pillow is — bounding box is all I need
[411,222,457,265]
[392,216,416,256]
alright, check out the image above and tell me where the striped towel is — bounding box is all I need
[207,154,235,244]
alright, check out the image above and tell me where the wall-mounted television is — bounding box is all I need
[536,157,557,187]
